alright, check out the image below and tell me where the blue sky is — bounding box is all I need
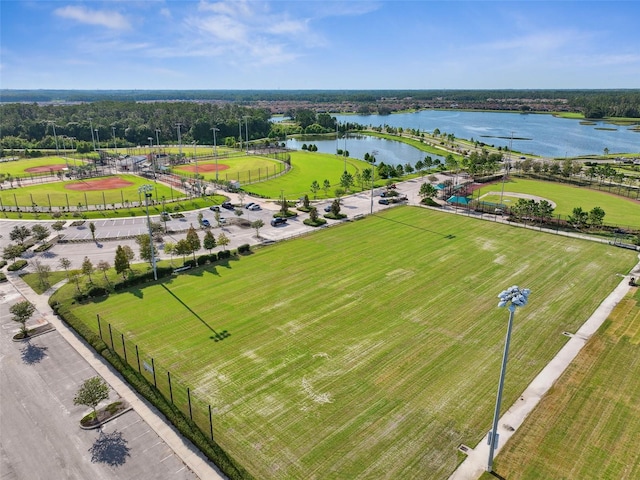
[1,1,639,90]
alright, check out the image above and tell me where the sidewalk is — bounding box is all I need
[448,256,640,480]
[7,273,226,480]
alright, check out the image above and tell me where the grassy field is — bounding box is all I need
[0,174,182,209]
[244,150,374,199]
[482,286,640,480]
[63,207,638,479]
[0,156,89,177]
[172,155,282,184]
[476,177,640,225]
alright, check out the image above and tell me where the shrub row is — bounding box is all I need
[0,260,7,269]
[8,260,27,271]
[48,297,253,480]
[113,266,174,291]
[33,243,53,253]
[0,272,6,282]
[237,244,251,254]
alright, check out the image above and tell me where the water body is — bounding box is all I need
[285,134,446,167]
[331,111,639,158]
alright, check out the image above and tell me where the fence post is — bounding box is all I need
[121,333,127,363]
[108,323,114,349]
[168,371,173,403]
[209,405,214,440]
[97,314,103,339]
[188,387,193,420]
[135,345,141,372]
[151,358,157,388]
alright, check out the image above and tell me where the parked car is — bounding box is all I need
[324,205,332,212]
[201,219,211,227]
[160,211,171,220]
[271,217,287,227]
[209,205,220,212]
[221,202,234,210]
[248,204,261,211]
[378,198,390,205]
[244,202,256,209]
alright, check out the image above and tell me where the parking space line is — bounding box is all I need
[159,453,174,463]
[142,440,163,453]
[132,428,152,441]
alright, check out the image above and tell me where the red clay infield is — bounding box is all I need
[64,177,135,191]
[180,164,229,173]
[25,164,67,173]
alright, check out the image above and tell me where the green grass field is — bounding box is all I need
[0,174,182,209]
[0,156,89,177]
[172,155,282,184]
[63,207,637,479]
[482,287,640,480]
[476,177,640,225]
[244,150,374,199]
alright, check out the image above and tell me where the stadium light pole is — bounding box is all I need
[370,150,378,214]
[238,119,243,151]
[112,126,117,152]
[148,137,157,182]
[95,128,100,150]
[60,135,69,169]
[211,126,220,181]
[176,123,183,159]
[244,115,250,153]
[193,141,199,195]
[499,132,513,209]
[487,285,531,473]
[139,184,158,281]
[89,118,96,151]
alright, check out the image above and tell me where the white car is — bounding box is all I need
[248,204,261,211]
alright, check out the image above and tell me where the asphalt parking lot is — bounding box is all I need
[0,280,198,480]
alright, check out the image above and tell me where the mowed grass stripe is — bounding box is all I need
[70,207,637,479]
[484,289,640,480]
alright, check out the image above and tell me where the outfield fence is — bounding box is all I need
[96,314,227,443]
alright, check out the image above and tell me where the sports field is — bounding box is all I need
[0,156,88,177]
[172,155,282,184]
[245,150,373,199]
[67,207,637,479]
[475,178,640,225]
[483,286,640,479]
[0,174,180,208]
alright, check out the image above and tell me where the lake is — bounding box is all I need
[282,110,639,162]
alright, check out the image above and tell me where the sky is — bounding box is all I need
[1,0,639,90]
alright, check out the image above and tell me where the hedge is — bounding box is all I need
[8,260,27,271]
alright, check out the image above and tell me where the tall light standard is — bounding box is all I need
[193,141,199,195]
[238,119,243,151]
[89,118,96,151]
[175,123,183,159]
[112,126,117,152]
[370,150,378,214]
[139,184,158,281]
[48,121,60,157]
[60,135,69,169]
[243,115,250,153]
[211,126,219,181]
[148,137,157,182]
[94,128,100,149]
[487,285,531,473]
[499,132,513,209]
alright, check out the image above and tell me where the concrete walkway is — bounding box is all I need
[448,256,640,480]
[7,273,226,480]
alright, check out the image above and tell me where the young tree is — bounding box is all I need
[122,245,135,263]
[51,221,65,232]
[3,244,23,263]
[234,208,244,219]
[251,219,264,238]
[58,257,72,278]
[419,183,438,202]
[175,238,192,262]
[31,224,50,244]
[330,199,341,216]
[214,211,222,227]
[114,245,130,279]
[164,241,176,266]
[10,225,31,246]
[588,206,606,227]
[10,300,36,337]
[135,234,152,264]
[81,256,94,283]
[568,207,589,229]
[69,269,82,293]
[217,232,230,251]
[89,222,96,242]
[96,260,111,284]
[302,194,310,209]
[310,180,320,199]
[203,230,217,253]
[74,376,110,419]
[186,225,201,261]
[322,179,331,197]
[197,212,204,226]
[339,171,354,192]
[33,258,51,290]
[238,190,246,206]
[309,206,319,223]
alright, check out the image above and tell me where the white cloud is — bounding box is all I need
[54,5,131,30]
[160,8,172,19]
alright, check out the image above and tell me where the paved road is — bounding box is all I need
[0,279,199,480]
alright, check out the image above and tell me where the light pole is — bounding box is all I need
[48,121,60,158]
[89,118,96,151]
[193,141,199,195]
[112,126,117,152]
[139,184,158,281]
[94,128,100,150]
[243,115,250,153]
[148,137,157,182]
[211,126,219,181]
[499,132,513,209]
[370,150,378,214]
[238,119,243,151]
[487,285,531,473]
[176,123,183,159]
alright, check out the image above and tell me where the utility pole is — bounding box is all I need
[176,123,183,159]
